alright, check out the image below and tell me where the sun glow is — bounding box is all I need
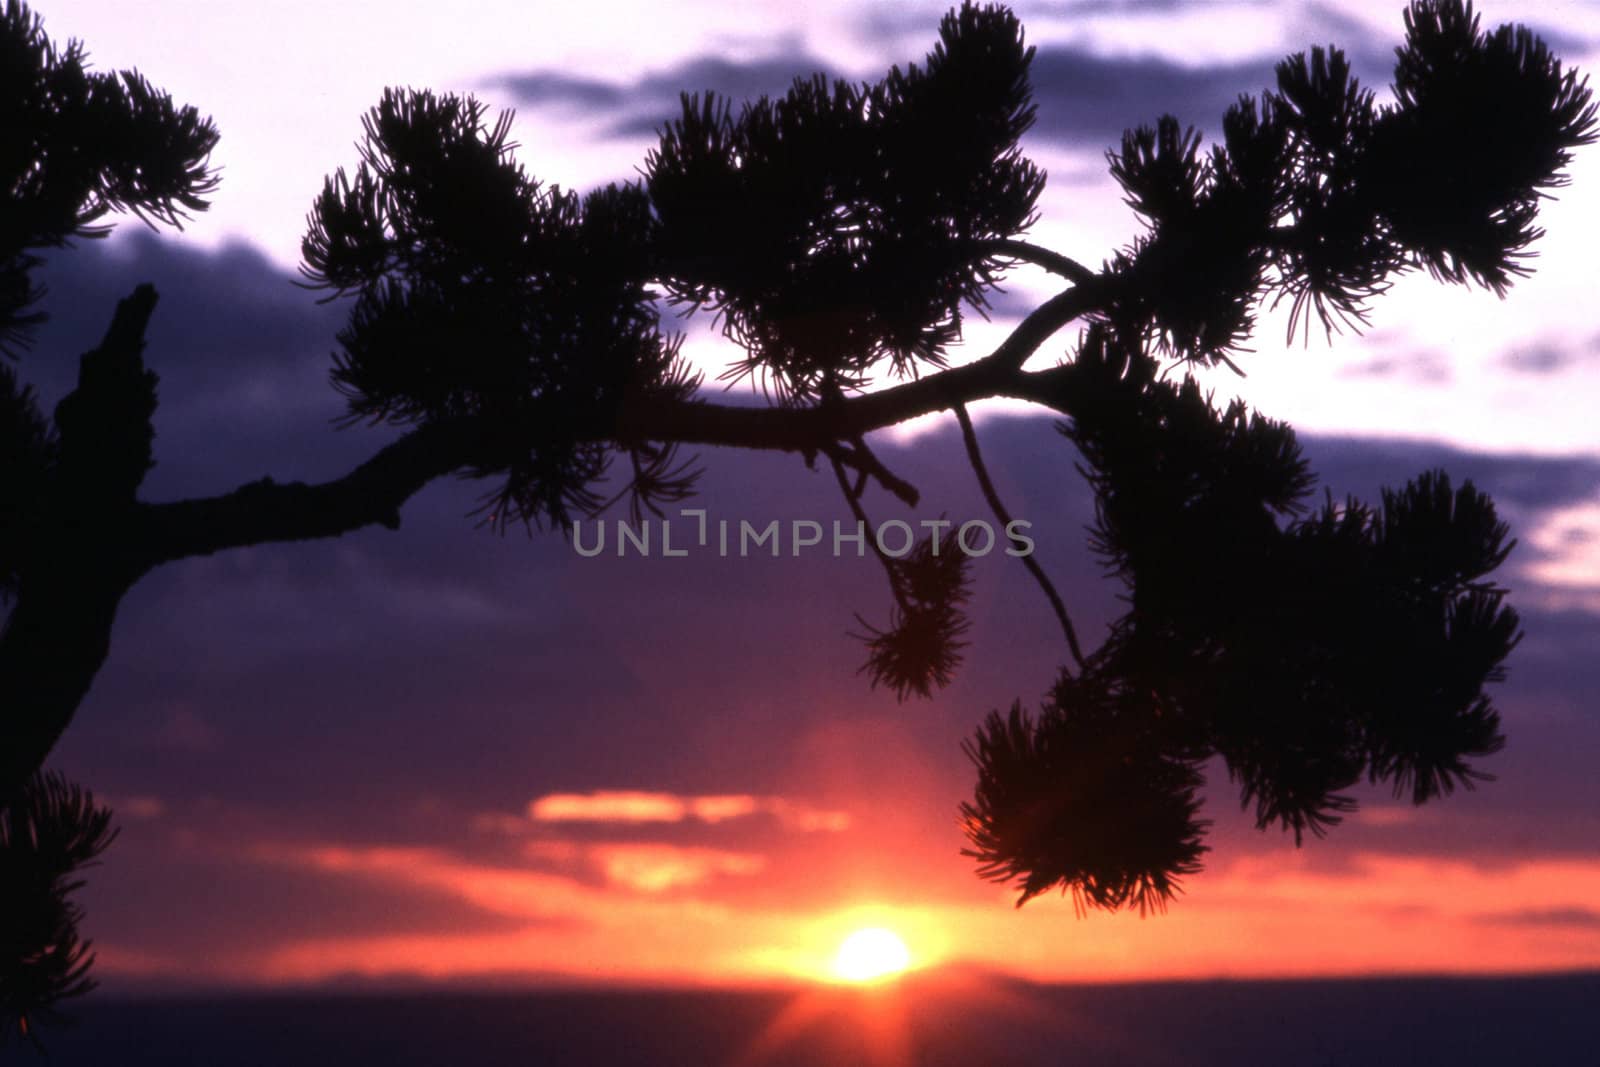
[832,927,912,983]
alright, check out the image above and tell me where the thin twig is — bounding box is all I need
[954,403,1088,672]
[817,375,920,506]
[825,445,907,612]
[842,434,920,507]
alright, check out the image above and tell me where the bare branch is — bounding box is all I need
[825,446,905,610]
[134,417,487,564]
[833,437,920,507]
[955,403,1088,672]
[990,239,1097,285]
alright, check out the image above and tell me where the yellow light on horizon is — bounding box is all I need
[832,927,912,983]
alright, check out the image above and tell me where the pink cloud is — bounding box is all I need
[529,791,690,824]
[526,790,850,831]
[589,844,766,893]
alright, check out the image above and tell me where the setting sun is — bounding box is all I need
[832,928,912,983]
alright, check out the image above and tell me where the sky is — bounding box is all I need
[15,0,1600,994]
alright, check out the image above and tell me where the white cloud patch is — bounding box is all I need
[1519,500,1600,608]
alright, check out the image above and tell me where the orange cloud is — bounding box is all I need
[526,790,850,831]
[287,844,1600,983]
[261,843,631,922]
[123,836,1600,993]
[519,837,768,894]
[768,799,852,833]
[590,844,766,893]
[529,791,688,823]
[242,841,779,987]
[690,795,761,823]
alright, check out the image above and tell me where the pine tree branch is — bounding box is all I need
[954,402,1088,672]
[825,446,907,612]
[133,357,1083,564]
[136,293,1097,564]
[617,355,1079,451]
[831,437,921,507]
[989,239,1097,285]
[134,417,488,563]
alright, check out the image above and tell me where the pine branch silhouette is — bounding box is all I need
[0,773,116,1050]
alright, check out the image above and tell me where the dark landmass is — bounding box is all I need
[17,970,1598,1065]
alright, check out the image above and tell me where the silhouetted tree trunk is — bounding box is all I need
[0,287,159,805]
[0,575,129,808]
